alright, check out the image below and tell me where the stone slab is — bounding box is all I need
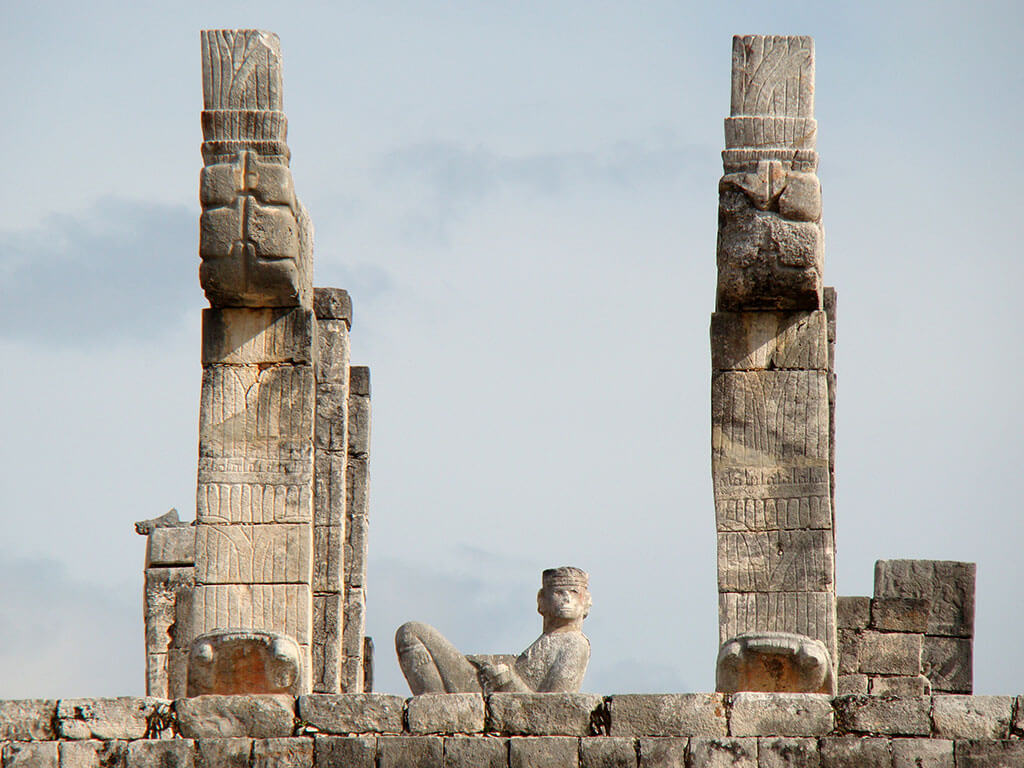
[836,598,869,630]
[195,524,312,585]
[252,737,313,768]
[349,366,370,397]
[56,698,166,741]
[758,737,819,768]
[711,312,827,372]
[194,738,252,768]
[638,737,688,768]
[315,383,348,452]
[581,737,637,768]
[923,637,972,694]
[4,741,58,768]
[59,739,129,768]
[857,631,921,676]
[378,736,443,768]
[714,467,831,533]
[145,567,195,652]
[311,527,342,593]
[729,693,832,737]
[125,739,195,768]
[719,592,835,652]
[406,694,485,735]
[191,584,312,645]
[196,472,314,526]
[818,737,890,768]
[346,393,371,457]
[871,598,930,633]
[931,696,1012,739]
[689,738,757,768]
[311,593,342,694]
[315,318,350,383]
[953,739,1024,768]
[147,528,196,567]
[0,699,57,740]
[868,676,930,697]
[313,735,376,768]
[891,738,953,768]
[297,694,404,734]
[509,736,580,768]
[717,530,833,592]
[836,630,859,675]
[176,695,295,739]
[833,695,931,736]
[730,36,814,119]
[313,453,346,528]
[201,308,314,365]
[609,694,726,737]
[488,693,603,736]
[313,288,353,324]
[874,561,975,638]
[442,736,507,768]
[835,676,867,695]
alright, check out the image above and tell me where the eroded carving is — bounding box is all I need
[187,629,302,696]
[717,631,833,693]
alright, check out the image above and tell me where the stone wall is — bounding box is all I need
[2,693,1022,766]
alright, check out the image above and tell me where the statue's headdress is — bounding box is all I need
[542,566,589,589]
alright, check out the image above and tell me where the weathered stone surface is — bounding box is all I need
[890,738,953,768]
[719,593,835,656]
[313,453,346,528]
[57,698,165,741]
[311,593,342,694]
[145,567,195,655]
[836,598,869,630]
[711,312,828,373]
[836,630,859,675]
[931,696,1012,739]
[0,699,57,740]
[638,737,687,768]
[581,737,636,768]
[298,694,404,734]
[442,736,507,768]
[407,694,485,735]
[315,383,349,452]
[730,36,814,119]
[191,585,312,645]
[836,675,867,695]
[869,676,930,697]
[689,738,757,768]
[195,524,312,584]
[609,694,726,737]
[509,736,580,768]
[252,738,313,768]
[922,637,972,694]
[953,739,1024,768]
[201,308,314,365]
[730,693,832,736]
[871,598,930,633]
[1015,696,1024,734]
[717,531,834,592]
[147,528,196,567]
[778,174,822,222]
[188,631,304,696]
[313,288,353,324]
[833,695,931,736]
[349,366,371,397]
[311,529,342,593]
[176,695,295,739]
[857,632,921,676]
[378,736,443,768]
[4,741,58,768]
[125,739,195,768]
[874,561,975,638]
[714,466,831,534]
[346,393,371,457]
[818,737,890,768]
[488,693,602,736]
[194,738,252,768]
[313,735,376,768]
[717,633,832,694]
[59,739,129,768]
[758,737,819,768]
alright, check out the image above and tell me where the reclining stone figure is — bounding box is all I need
[395,567,591,694]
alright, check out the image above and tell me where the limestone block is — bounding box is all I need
[176,695,295,739]
[718,633,833,694]
[836,676,867,695]
[315,383,348,452]
[953,740,1024,767]
[345,456,369,524]
[719,593,835,653]
[874,561,975,638]
[869,676,930,697]
[196,475,313,526]
[931,696,1012,739]
[871,598,930,633]
[777,174,822,222]
[4,742,58,768]
[297,694,404,734]
[836,630,859,675]
[724,118,816,151]
[730,36,814,119]
[311,527,342,592]
[145,567,195,655]
[717,530,833,592]
[442,736,507,768]
[857,632,921,676]
[313,288,353,325]
[0,699,56,740]
[349,366,371,397]
[729,693,832,736]
[836,598,869,630]
[922,637,972,694]
[890,738,953,768]
[488,693,603,736]
[714,466,831,533]
[509,737,580,768]
[125,740,194,768]
[1015,696,1024,734]
[315,319,350,383]
[311,593,342,693]
[711,312,827,373]
[187,630,304,697]
[201,30,283,110]
[195,524,311,584]
[191,584,311,645]
[59,740,129,768]
[194,738,253,768]
[689,738,757,768]
[378,736,443,768]
[252,738,313,768]
[608,693,726,737]
[818,737,890,768]
[757,737,819,768]
[581,737,636,768]
[169,650,190,699]
[147,528,196,568]
[406,694,485,735]
[57,698,166,741]
[313,453,346,528]
[201,308,314,365]
[344,510,369,589]
[833,695,931,736]
[347,394,371,457]
[313,736,376,768]
[342,587,366,659]
[722,149,818,175]
[637,737,688,768]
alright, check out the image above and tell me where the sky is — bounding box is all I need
[1,1,1022,698]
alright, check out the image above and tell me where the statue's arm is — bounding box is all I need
[479,662,532,693]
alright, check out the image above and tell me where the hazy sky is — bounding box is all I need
[1,1,1022,698]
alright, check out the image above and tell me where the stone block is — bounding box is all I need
[818,737,890,768]
[509,737,579,768]
[169,650,189,699]
[187,631,304,696]
[836,676,867,695]
[195,524,312,584]
[313,288,353,324]
[953,740,1024,768]
[857,632,921,676]
[125,740,195,768]
[313,453,346,528]
[315,319,350,383]
[836,598,869,630]
[581,737,636,768]
[488,693,603,736]
[873,561,975,638]
[730,693,832,736]
[757,737,819,768]
[201,308,314,365]
[890,738,952,768]
[252,738,313,768]
[717,530,834,592]
[345,456,370,523]
[609,694,726,737]
[176,695,295,739]
[313,736,376,768]
[922,637,972,694]
[56,698,165,741]
[931,696,1012,739]
[311,593,342,694]
[0,699,57,740]
[312,528,343,593]
[191,584,312,645]
[378,736,443,768]
[346,395,371,457]
[689,738,757,768]
[145,567,195,653]
[871,598,930,633]
[147,528,196,567]
[1015,696,1024,734]
[637,737,687,768]
[711,312,827,372]
[315,383,348,452]
[718,592,835,654]
[407,694,485,735]
[869,676,930,697]
[194,738,252,768]
[59,740,129,768]
[342,588,366,659]
[442,736,507,768]
[833,695,931,736]
[4,742,58,768]
[730,36,814,119]
[837,630,859,675]
[344,514,369,589]
[349,366,370,397]
[298,694,404,734]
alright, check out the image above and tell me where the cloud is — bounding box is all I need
[0,198,200,345]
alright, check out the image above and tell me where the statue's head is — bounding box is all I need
[537,566,591,624]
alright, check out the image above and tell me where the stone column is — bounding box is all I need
[712,36,837,693]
